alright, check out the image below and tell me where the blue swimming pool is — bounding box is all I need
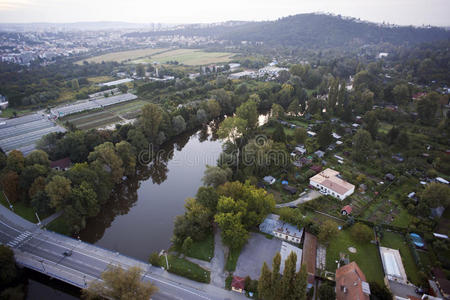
[410,233,424,247]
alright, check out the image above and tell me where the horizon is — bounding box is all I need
[0,0,449,27]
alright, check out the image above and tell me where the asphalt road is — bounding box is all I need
[0,207,245,300]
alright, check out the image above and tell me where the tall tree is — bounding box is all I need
[25,150,50,167]
[352,129,372,163]
[280,252,297,299]
[293,128,307,145]
[82,265,157,300]
[271,104,285,119]
[6,150,24,173]
[272,123,286,143]
[115,141,136,177]
[317,123,332,149]
[318,220,339,243]
[0,245,18,287]
[363,111,379,140]
[392,84,410,106]
[88,142,124,184]
[136,64,146,77]
[202,165,232,188]
[236,100,258,132]
[139,104,163,141]
[271,252,281,294]
[45,175,72,211]
[294,264,308,300]
[258,262,273,300]
[288,99,301,116]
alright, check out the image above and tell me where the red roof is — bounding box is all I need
[335,262,370,300]
[310,165,322,173]
[341,205,352,214]
[231,276,245,290]
[50,157,71,169]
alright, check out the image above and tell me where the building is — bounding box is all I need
[341,205,353,215]
[301,232,317,289]
[50,157,72,171]
[231,276,245,293]
[263,176,276,185]
[309,168,355,200]
[379,247,408,284]
[335,261,370,300]
[280,242,302,274]
[259,214,303,244]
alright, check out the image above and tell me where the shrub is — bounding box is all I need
[350,223,373,243]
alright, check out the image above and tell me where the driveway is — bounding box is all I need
[276,190,321,208]
[234,232,282,280]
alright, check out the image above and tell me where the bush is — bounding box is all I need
[149,252,160,266]
[351,223,373,243]
[225,274,233,290]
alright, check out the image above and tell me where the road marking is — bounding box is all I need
[144,274,210,300]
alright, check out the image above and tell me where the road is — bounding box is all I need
[276,190,321,208]
[0,205,246,300]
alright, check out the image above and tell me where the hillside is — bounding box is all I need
[126,13,450,48]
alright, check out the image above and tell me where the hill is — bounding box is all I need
[125,13,450,49]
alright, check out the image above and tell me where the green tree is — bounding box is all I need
[318,220,338,243]
[1,171,19,203]
[392,84,409,106]
[88,142,124,184]
[272,123,286,143]
[0,245,18,287]
[136,64,146,77]
[172,115,186,135]
[196,109,208,124]
[417,92,439,125]
[280,252,297,299]
[271,252,281,295]
[181,236,193,254]
[318,283,336,300]
[294,264,308,300]
[196,186,219,214]
[127,128,148,152]
[25,150,50,167]
[202,165,232,188]
[206,99,221,118]
[82,265,158,300]
[351,223,373,243]
[318,123,332,149]
[138,104,163,141]
[214,212,248,250]
[293,127,307,145]
[271,103,285,119]
[421,183,450,209]
[236,100,258,132]
[115,141,136,177]
[352,129,372,163]
[45,175,72,210]
[71,79,79,90]
[6,150,24,173]
[363,111,379,140]
[258,262,273,300]
[288,99,301,116]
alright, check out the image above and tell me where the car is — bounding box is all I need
[63,250,73,257]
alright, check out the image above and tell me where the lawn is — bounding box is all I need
[226,247,242,272]
[326,229,384,285]
[76,48,168,64]
[381,231,421,285]
[0,192,51,223]
[132,49,235,66]
[0,107,32,118]
[46,214,73,235]
[87,76,115,84]
[378,122,393,134]
[158,254,211,283]
[185,234,214,262]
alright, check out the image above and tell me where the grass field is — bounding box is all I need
[0,191,52,223]
[76,48,168,64]
[326,229,384,285]
[157,255,211,283]
[225,247,242,272]
[87,76,115,83]
[185,234,215,262]
[61,99,147,130]
[131,49,235,66]
[46,214,73,235]
[381,231,421,285]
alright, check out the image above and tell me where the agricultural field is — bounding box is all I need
[61,99,147,130]
[76,48,168,64]
[131,49,235,66]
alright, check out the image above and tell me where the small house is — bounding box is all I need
[314,150,325,158]
[436,177,449,185]
[283,185,297,195]
[307,131,316,137]
[231,276,245,293]
[263,176,276,185]
[341,205,352,216]
[385,173,395,181]
[50,157,71,171]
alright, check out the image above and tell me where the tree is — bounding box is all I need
[293,127,307,145]
[88,142,124,184]
[352,129,372,163]
[82,265,157,300]
[127,128,148,152]
[138,104,163,141]
[71,79,79,90]
[136,64,146,77]
[6,150,24,173]
[318,283,336,300]
[28,176,46,199]
[181,236,193,254]
[271,103,285,119]
[272,123,286,143]
[288,99,301,116]
[392,84,409,106]
[421,183,450,209]
[1,171,19,203]
[318,123,332,149]
[318,220,338,243]
[271,252,281,295]
[351,223,373,243]
[115,141,136,177]
[196,186,219,214]
[0,245,18,287]
[417,92,439,125]
[369,281,392,300]
[206,99,221,118]
[294,264,308,300]
[236,100,258,132]
[118,84,128,93]
[258,262,273,300]
[45,175,72,210]
[280,252,297,299]
[363,111,379,140]
[202,165,232,188]
[196,109,208,124]
[25,150,50,167]
[214,212,248,250]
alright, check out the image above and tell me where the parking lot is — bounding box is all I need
[234,233,282,280]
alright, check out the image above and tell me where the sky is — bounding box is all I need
[0,0,448,26]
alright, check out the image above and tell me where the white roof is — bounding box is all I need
[383,252,401,277]
[279,242,302,274]
[433,233,448,239]
[436,177,449,184]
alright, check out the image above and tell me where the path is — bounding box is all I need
[276,190,321,208]
[39,210,63,227]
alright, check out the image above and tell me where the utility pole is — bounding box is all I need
[164,251,169,270]
[35,212,41,226]
[3,191,13,211]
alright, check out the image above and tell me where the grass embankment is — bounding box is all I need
[156,254,210,283]
[381,231,421,285]
[45,214,72,235]
[225,247,242,272]
[326,230,384,285]
[185,234,214,262]
[0,192,51,223]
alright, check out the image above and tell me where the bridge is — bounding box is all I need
[0,205,244,300]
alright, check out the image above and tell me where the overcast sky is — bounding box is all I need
[0,0,448,26]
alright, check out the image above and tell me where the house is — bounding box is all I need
[341,205,352,216]
[231,276,245,293]
[295,145,307,155]
[336,262,370,300]
[259,214,303,244]
[332,132,342,139]
[280,242,302,274]
[314,150,325,158]
[379,247,408,284]
[309,168,355,200]
[307,131,316,137]
[435,177,449,185]
[385,173,396,181]
[283,185,297,195]
[50,157,71,171]
[433,268,450,299]
[263,176,276,185]
[301,232,317,289]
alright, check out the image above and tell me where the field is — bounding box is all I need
[131,49,235,66]
[326,229,384,285]
[76,48,168,64]
[61,99,147,130]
